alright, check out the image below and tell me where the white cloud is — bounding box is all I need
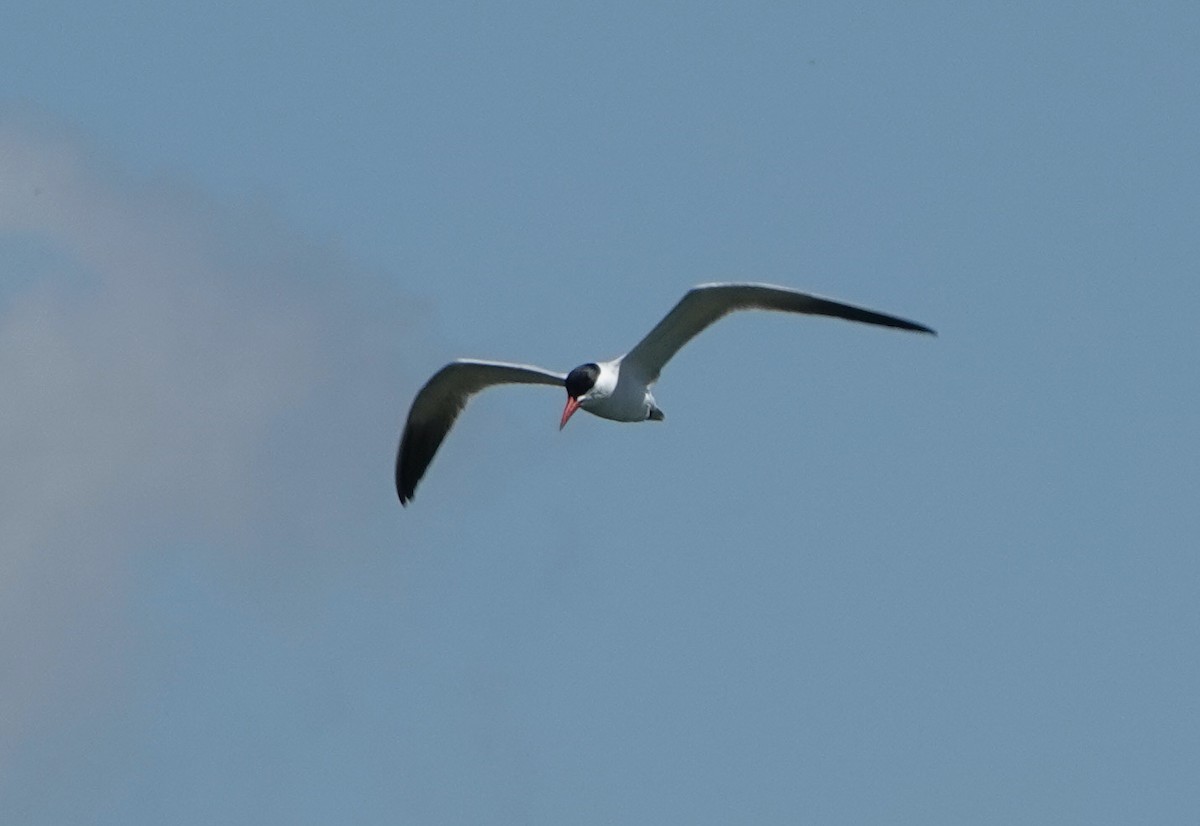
[0,110,418,766]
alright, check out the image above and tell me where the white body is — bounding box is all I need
[576,359,660,423]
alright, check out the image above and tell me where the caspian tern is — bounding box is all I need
[396,282,934,504]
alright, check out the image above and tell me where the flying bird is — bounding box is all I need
[396,282,934,505]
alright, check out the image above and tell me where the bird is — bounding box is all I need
[395,282,935,505]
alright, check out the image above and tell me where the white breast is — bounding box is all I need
[579,359,655,422]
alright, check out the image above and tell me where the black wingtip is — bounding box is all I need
[890,317,936,336]
[395,458,414,506]
[396,471,416,506]
[891,316,937,336]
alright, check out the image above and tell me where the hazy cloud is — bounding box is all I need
[0,110,416,765]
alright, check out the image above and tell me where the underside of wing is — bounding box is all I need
[621,282,935,381]
[395,360,565,505]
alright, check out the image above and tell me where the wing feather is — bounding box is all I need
[395,359,565,504]
[621,283,935,381]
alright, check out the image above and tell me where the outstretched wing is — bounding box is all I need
[396,359,566,505]
[621,282,935,382]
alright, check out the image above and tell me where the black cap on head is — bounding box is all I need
[564,363,600,398]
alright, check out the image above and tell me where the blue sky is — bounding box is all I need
[2,3,1198,823]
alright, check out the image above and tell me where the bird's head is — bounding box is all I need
[560,362,600,429]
